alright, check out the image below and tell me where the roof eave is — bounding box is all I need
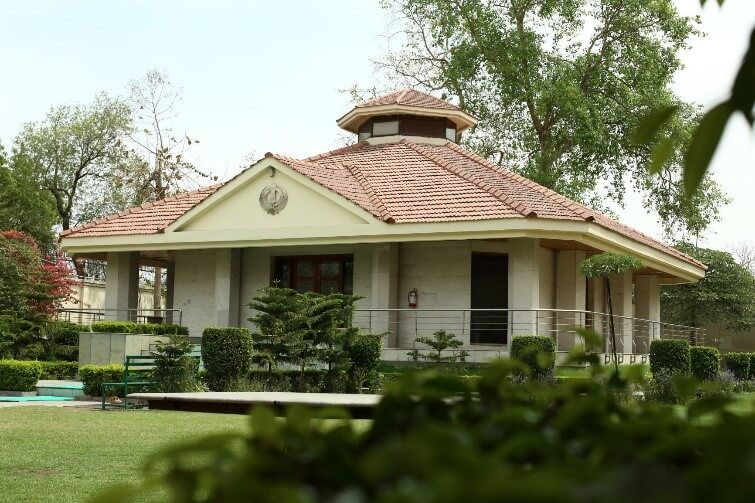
[336,104,478,133]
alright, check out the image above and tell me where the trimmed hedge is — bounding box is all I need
[723,353,751,381]
[79,364,124,397]
[649,339,691,376]
[690,346,720,382]
[0,360,42,391]
[40,361,79,380]
[750,353,755,380]
[510,335,556,379]
[90,321,189,335]
[202,327,253,391]
[343,331,382,392]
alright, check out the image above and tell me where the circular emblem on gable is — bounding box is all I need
[259,184,288,215]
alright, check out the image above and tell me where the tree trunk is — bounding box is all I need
[604,277,619,373]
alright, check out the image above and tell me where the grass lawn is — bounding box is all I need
[0,407,250,503]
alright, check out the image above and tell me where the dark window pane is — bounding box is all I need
[343,257,353,295]
[320,260,340,278]
[296,260,314,278]
[320,280,339,294]
[296,280,314,293]
[273,258,290,288]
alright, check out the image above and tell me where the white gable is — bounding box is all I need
[173,161,373,232]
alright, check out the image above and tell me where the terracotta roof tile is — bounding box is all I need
[61,139,702,269]
[356,88,461,111]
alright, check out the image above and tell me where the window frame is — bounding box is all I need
[272,254,353,294]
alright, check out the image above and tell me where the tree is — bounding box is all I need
[13,93,133,231]
[124,70,215,310]
[0,143,57,250]
[580,253,642,370]
[375,0,727,237]
[409,330,468,363]
[662,244,755,332]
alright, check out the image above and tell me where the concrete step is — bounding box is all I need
[36,381,84,398]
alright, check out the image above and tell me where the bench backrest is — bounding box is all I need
[122,354,201,382]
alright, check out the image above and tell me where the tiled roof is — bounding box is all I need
[356,89,461,111]
[60,185,222,238]
[61,138,702,269]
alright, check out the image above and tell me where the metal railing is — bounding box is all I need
[352,308,705,354]
[55,308,182,326]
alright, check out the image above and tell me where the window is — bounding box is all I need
[372,120,399,137]
[272,255,354,294]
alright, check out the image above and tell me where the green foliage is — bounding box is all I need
[662,244,755,330]
[79,364,124,397]
[579,253,643,278]
[201,327,253,391]
[104,354,755,503]
[89,321,189,335]
[0,315,41,360]
[689,346,720,382]
[151,335,199,393]
[343,330,382,392]
[0,143,57,251]
[722,352,751,381]
[0,360,42,391]
[409,330,469,363]
[750,353,755,380]
[13,92,133,230]
[649,339,691,376]
[42,320,85,362]
[376,0,725,237]
[247,288,379,392]
[39,361,79,380]
[510,335,555,380]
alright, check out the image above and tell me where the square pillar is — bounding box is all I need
[587,277,606,349]
[608,272,633,353]
[555,250,587,350]
[105,252,139,321]
[508,238,540,337]
[165,262,176,323]
[635,274,661,351]
[215,249,241,326]
[371,243,398,344]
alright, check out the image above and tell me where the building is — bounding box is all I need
[59,89,706,361]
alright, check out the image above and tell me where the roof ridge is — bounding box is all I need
[396,88,411,104]
[444,142,594,222]
[303,141,368,162]
[60,184,222,237]
[402,140,537,218]
[341,162,395,223]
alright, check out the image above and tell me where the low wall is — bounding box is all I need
[381,348,649,366]
[79,332,169,366]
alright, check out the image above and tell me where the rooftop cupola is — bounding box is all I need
[336,88,477,143]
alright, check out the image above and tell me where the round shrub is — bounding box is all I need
[723,353,751,381]
[202,326,253,391]
[0,360,42,391]
[649,339,690,376]
[690,346,720,382]
[510,335,556,380]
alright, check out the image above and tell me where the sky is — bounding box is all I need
[0,0,753,250]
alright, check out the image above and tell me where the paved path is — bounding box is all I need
[129,391,383,417]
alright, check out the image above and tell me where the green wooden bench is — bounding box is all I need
[101,356,157,410]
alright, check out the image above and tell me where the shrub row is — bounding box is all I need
[723,353,754,380]
[79,364,124,397]
[89,321,189,335]
[650,340,755,382]
[0,360,42,391]
[40,361,79,380]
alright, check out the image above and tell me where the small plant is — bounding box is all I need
[409,330,469,363]
[510,335,556,380]
[151,334,198,392]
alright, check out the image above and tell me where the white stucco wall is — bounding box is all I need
[239,244,374,331]
[173,249,217,337]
